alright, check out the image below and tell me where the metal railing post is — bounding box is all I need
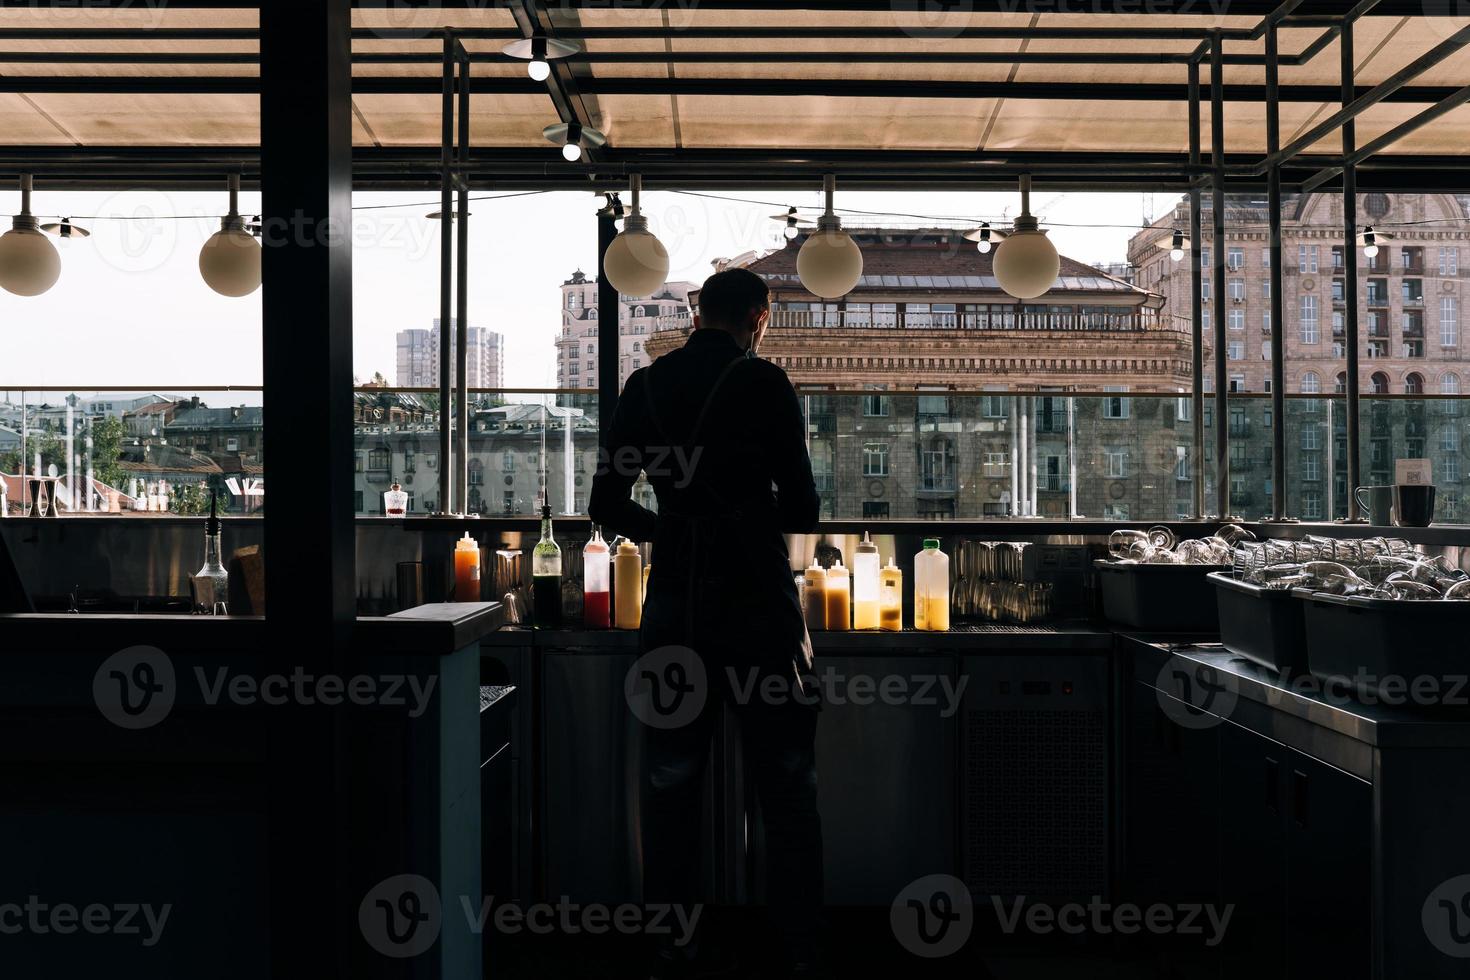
[1343,21,1364,521]
[1211,32,1230,518]
[1188,56,1206,519]
[1267,22,1288,520]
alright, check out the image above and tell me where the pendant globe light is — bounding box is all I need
[993,175,1060,300]
[602,175,669,298]
[198,174,262,297]
[0,174,62,297]
[797,175,864,299]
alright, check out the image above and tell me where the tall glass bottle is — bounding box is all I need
[532,501,563,628]
[191,491,229,614]
[583,526,611,629]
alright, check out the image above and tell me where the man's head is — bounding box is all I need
[696,268,771,353]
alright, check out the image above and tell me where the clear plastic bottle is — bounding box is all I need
[879,558,903,632]
[615,538,643,630]
[852,532,880,630]
[826,559,851,632]
[583,526,611,629]
[914,539,950,632]
[532,502,562,628]
[803,560,828,631]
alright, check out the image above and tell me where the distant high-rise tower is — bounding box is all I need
[396,319,505,390]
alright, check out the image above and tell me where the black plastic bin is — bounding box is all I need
[1094,560,1224,632]
[1303,592,1470,703]
[1209,572,1308,675]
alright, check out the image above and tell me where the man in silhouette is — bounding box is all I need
[590,268,823,977]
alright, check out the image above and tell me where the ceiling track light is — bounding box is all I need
[796,175,864,299]
[0,173,62,297]
[601,175,669,298]
[504,34,580,82]
[198,173,262,298]
[993,174,1060,301]
[543,121,606,163]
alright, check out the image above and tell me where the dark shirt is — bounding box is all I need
[589,328,819,544]
[589,329,820,673]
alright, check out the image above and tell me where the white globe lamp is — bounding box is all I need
[993,175,1059,301]
[0,175,61,297]
[198,174,262,297]
[797,175,863,299]
[602,175,669,298]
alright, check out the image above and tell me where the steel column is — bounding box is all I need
[439,33,455,514]
[1189,58,1206,519]
[456,47,471,513]
[597,202,623,446]
[1211,34,1230,518]
[1268,24,1288,519]
[1343,22,1364,520]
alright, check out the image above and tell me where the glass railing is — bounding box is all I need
[3,386,1466,524]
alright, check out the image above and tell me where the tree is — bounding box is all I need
[89,417,125,492]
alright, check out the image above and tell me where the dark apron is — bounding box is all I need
[638,355,815,692]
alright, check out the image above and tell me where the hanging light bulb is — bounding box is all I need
[40,217,91,244]
[965,222,995,254]
[1169,229,1186,262]
[770,206,801,242]
[797,175,864,299]
[993,175,1060,300]
[1360,225,1379,259]
[198,174,262,297]
[543,121,605,163]
[602,175,669,298]
[503,35,580,81]
[0,174,62,297]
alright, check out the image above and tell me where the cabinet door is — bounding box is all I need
[1285,750,1372,980]
[1218,722,1288,980]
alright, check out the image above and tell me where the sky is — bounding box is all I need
[0,186,1171,397]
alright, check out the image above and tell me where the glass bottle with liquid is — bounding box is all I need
[879,558,903,632]
[615,538,643,630]
[802,560,827,631]
[852,532,880,630]
[826,560,851,632]
[532,502,563,628]
[583,526,611,629]
[914,539,950,632]
[383,482,408,518]
[191,491,229,614]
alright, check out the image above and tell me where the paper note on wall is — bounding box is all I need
[1395,459,1432,486]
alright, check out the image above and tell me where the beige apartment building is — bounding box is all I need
[556,270,693,391]
[1129,193,1468,397]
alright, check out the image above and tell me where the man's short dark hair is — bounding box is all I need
[699,268,770,330]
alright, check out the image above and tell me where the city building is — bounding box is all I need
[645,228,1189,520]
[1130,193,1468,522]
[556,270,694,391]
[395,319,506,391]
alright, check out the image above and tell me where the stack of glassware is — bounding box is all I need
[1231,534,1470,601]
[1105,525,1252,566]
[952,540,1053,625]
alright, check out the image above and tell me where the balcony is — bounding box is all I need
[767,309,1173,333]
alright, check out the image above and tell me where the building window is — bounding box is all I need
[1440,247,1459,276]
[1441,425,1459,452]
[1406,373,1425,396]
[1228,278,1245,300]
[862,502,890,519]
[862,387,890,417]
[921,437,955,492]
[981,392,1007,418]
[1302,453,1321,482]
[1105,449,1128,479]
[1175,449,1190,482]
[1103,386,1130,419]
[1228,341,1244,360]
[862,442,890,477]
[368,449,390,471]
[1302,491,1323,520]
[1228,309,1244,331]
[1301,371,1321,394]
[1227,248,1244,271]
[1404,279,1424,304]
[1302,426,1320,450]
[1300,295,1319,344]
[1443,372,1461,396]
[1104,503,1130,521]
[1262,279,1272,300]
[1176,397,1192,422]
[1298,244,1319,273]
[568,292,580,310]
[1444,456,1463,483]
[1442,296,1459,347]
[1370,372,1390,395]
[1335,372,1347,394]
[1229,375,1246,393]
